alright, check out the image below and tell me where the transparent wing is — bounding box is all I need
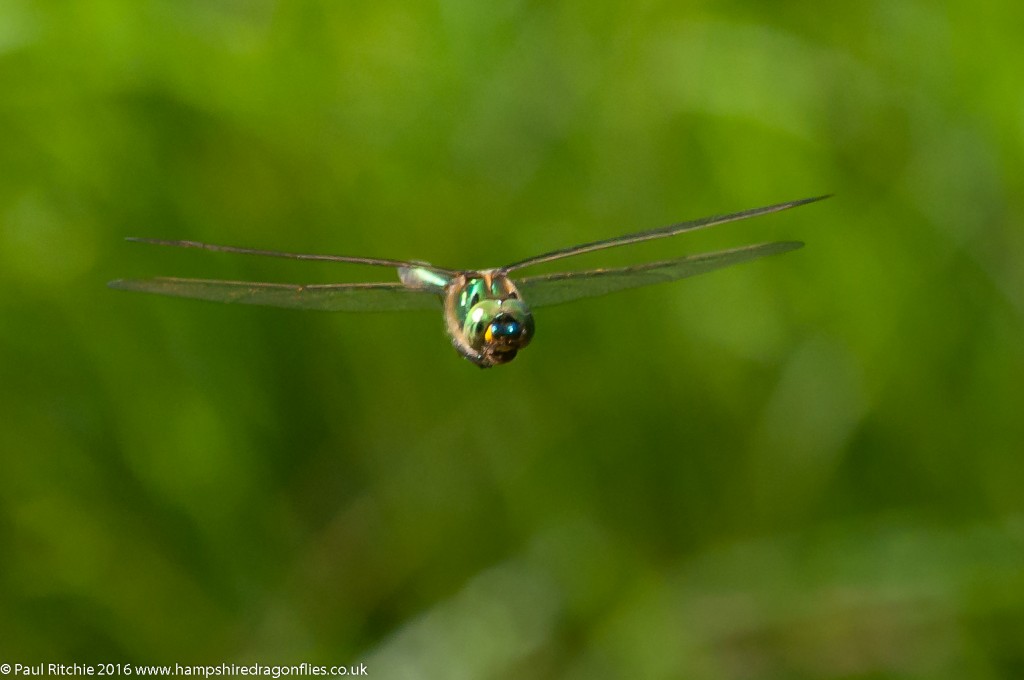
[126,238,457,275]
[514,241,802,308]
[108,277,442,312]
[502,195,826,273]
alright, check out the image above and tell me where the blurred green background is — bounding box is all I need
[2,0,1023,677]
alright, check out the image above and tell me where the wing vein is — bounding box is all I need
[126,238,457,275]
[514,241,803,308]
[108,277,441,312]
[502,195,827,273]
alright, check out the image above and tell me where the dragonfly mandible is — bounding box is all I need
[110,195,827,368]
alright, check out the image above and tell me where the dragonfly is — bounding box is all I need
[110,195,827,368]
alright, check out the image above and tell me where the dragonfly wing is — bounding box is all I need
[502,195,826,273]
[127,238,457,275]
[515,241,802,308]
[108,277,442,312]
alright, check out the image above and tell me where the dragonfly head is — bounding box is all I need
[462,298,534,365]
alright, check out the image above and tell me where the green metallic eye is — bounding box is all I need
[499,299,534,347]
[465,298,535,352]
[463,299,500,348]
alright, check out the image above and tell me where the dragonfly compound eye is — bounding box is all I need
[485,301,534,349]
[463,299,501,348]
[485,315,522,343]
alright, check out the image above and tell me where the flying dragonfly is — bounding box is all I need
[109,195,827,368]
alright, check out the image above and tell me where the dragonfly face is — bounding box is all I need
[456,277,535,366]
[109,196,828,368]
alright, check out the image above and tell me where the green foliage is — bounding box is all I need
[1,1,1022,677]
